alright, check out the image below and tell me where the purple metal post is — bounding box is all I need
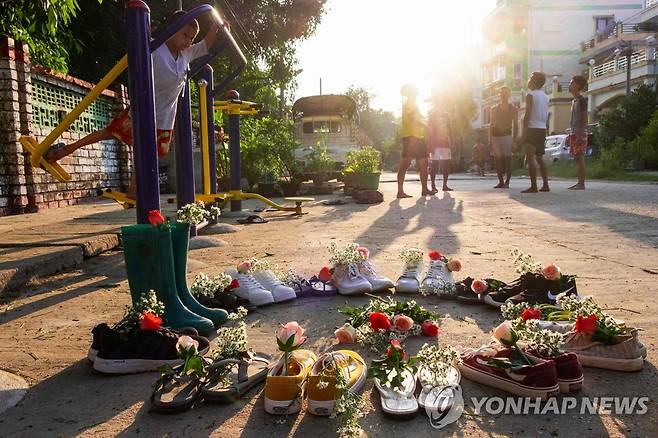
[200,65,217,194]
[126,0,160,223]
[174,82,197,236]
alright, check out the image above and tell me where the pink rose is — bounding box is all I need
[393,314,414,332]
[237,260,252,273]
[471,279,488,294]
[447,258,462,272]
[542,263,561,281]
[356,246,370,260]
[492,321,517,346]
[334,323,356,343]
[277,321,306,347]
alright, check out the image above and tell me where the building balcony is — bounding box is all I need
[643,0,658,23]
[580,22,657,61]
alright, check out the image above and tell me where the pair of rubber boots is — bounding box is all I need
[122,222,227,336]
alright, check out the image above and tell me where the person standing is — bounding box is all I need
[489,86,518,188]
[567,75,588,190]
[521,71,550,193]
[472,137,487,177]
[397,83,432,198]
[427,105,453,192]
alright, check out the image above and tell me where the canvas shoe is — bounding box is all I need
[252,270,297,303]
[458,346,559,400]
[93,328,209,374]
[560,331,644,372]
[505,277,578,306]
[307,350,367,416]
[395,263,424,293]
[421,260,455,297]
[264,349,317,415]
[230,272,275,307]
[332,264,372,295]
[528,351,583,394]
[358,260,394,291]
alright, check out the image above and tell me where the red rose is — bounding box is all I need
[368,312,391,332]
[318,266,332,282]
[421,320,440,337]
[521,307,542,322]
[575,314,598,335]
[386,339,407,360]
[428,250,443,261]
[228,278,240,289]
[148,210,165,226]
[140,312,162,331]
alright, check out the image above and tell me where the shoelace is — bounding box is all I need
[462,343,500,360]
[348,264,361,280]
[426,262,445,278]
[359,261,376,276]
[239,273,263,289]
[400,264,420,279]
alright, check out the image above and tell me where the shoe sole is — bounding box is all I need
[93,357,183,374]
[88,348,98,362]
[250,295,275,307]
[264,396,302,415]
[395,285,419,294]
[559,376,584,394]
[459,363,559,400]
[272,291,297,303]
[307,367,367,416]
[483,294,505,307]
[572,353,644,372]
[337,286,371,296]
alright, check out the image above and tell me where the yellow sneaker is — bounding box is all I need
[307,350,367,416]
[264,349,316,414]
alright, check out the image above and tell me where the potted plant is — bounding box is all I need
[351,146,381,190]
[305,143,335,186]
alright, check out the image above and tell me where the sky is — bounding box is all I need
[293,0,497,115]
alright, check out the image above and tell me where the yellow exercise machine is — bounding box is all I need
[195,81,313,215]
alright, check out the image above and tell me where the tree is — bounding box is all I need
[346,85,397,148]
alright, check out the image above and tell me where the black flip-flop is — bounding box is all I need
[237,215,268,224]
[322,199,348,206]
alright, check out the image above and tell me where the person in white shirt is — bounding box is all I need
[46,10,219,199]
[521,71,550,193]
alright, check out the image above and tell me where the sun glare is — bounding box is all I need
[296,0,494,113]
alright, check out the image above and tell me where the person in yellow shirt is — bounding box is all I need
[398,84,432,198]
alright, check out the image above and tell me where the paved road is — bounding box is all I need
[0,174,656,437]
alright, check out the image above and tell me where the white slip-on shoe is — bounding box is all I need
[230,272,275,307]
[358,260,394,291]
[395,263,424,293]
[252,270,297,303]
[332,263,372,295]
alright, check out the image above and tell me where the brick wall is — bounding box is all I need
[0,37,131,216]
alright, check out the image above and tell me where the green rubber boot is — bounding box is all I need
[121,224,215,336]
[171,222,228,327]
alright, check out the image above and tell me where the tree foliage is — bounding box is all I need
[345,86,397,148]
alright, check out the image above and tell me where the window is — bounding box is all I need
[302,121,338,134]
[595,16,614,34]
[330,121,342,133]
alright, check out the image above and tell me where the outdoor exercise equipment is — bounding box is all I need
[194,84,314,215]
[97,188,136,209]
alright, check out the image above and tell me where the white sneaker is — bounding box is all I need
[229,271,274,306]
[395,263,424,293]
[358,260,394,291]
[252,270,297,303]
[333,264,372,295]
[421,260,455,295]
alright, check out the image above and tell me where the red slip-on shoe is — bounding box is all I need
[528,350,583,394]
[458,346,559,400]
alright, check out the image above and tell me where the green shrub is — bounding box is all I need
[348,146,381,174]
[632,109,658,170]
[305,143,335,174]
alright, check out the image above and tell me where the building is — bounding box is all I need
[481,0,644,134]
[580,0,658,122]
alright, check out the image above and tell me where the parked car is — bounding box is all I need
[543,134,572,164]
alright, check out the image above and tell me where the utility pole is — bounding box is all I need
[616,44,634,96]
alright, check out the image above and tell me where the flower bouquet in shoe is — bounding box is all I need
[453,277,506,304]
[395,247,424,293]
[92,290,210,375]
[353,246,394,291]
[416,344,462,416]
[176,201,220,226]
[457,321,560,400]
[308,266,339,296]
[190,272,254,313]
[485,249,577,307]
[368,340,420,419]
[249,258,297,303]
[329,242,372,295]
[265,321,317,415]
[500,301,573,333]
[278,268,313,297]
[338,295,442,352]
[226,261,274,307]
[419,250,462,299]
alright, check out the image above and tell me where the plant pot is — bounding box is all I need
[257,182,275,197]
[279,180,301,196]
[355,172,381,190]
[218,177,232,192]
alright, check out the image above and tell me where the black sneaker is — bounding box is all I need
[93,328,209,374]
[88,323,119,362]
[506,275,578,306]
[456,277,507,304]
[483,273,535,307]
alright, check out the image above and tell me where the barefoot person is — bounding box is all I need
[397,84,432,198]
[567,75,588,190]
[489,86,517,188]
[521,71,550,193]
[472,138,487,177]
[427,104,453,192]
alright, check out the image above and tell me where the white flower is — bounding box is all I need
[399,247,423,266]
[176,335,199,354]
[329,242,366,266]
